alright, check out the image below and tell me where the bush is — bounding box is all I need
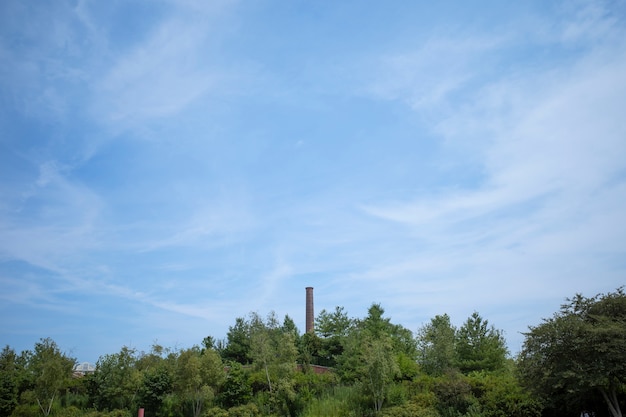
[381,402,440,417]
[228,403,260,417]
[54,406,82,417]
[300,385,365,417]
[386,383,408,407]
[9,404,39,417]
[432,372,475,415]
[466,372,542,417]
[203,406,229,417]
[79,408,131,417]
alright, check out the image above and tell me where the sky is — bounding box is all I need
[1,0,625,364]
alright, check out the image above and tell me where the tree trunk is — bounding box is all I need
[264,360,272,392]
[600,387,623,417]
[36,393,55,417]
[191,388,205,417]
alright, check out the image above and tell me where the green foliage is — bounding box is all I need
[137,366,172,416]
[293,369,337,396]
[416,314,457,376]
[395,352,419,381]
[455,312,508,374]
[219,363,252,408]
[316,306,354,339]
[222,318,252,364]
[29,338,76,417]
[54,405,82,417]
[300,385,365,417]
[518,288,626,417]
[159,393,182,417]
[336,304,407,413]
[203,406,229,417]
[281,315,300,343]
[418,312,509,378]
[228,403,260,416]
[361,337,400,412]
[174,347,224,417]
[80,410,132,417]
[432,371,476,415]
[89,347,141,412]
[385,382,408,407]
[380,402,440,417]
[0,301,571,417]
[9,403,40,417]
[312,306,354,368]
[0,346,21,416]
[205,405,263,417]
[249,312,298,393]
[466,372,541,417]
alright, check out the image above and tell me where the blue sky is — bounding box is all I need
[1,0,625,363]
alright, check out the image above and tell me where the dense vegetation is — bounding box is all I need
[1,288,624,417]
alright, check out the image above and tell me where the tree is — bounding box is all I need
[281,314,300,341]
[221,317,252,364]
[174,347,224,417]
[314,306,354,367]
[0,346,20,416]
[316,306,353,338]
[138,366,172,416]
[248,312,299,415]
[361,336,400,413]
[518,288,626,417]
[90,346,141,411]
[28,338,75,417]
[248,312,298,390]
[455,312,508,374]
[219,362,252,408]
[416,314,457,376]
[336,304,403,412]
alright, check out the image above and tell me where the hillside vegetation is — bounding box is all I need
[1,288,624,417]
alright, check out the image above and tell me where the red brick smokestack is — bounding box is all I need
[306,287,314,334]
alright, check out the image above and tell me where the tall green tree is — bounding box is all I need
[455,312,508,374]
[174,347,224,417]
[248,312,299,415]
[282,315,300,340]
[416,314,457,376]
[316,306,353,338]
[219,362,252,408]
[337,304,403,412]
[0,346,21,416]
[138,366,172,416]
[222,317,252,364]
[313,306,354,367]
[249,312,298,390]
[28,338,75,417]
[518,288,626,417]
[361,336,400,413]
[90,346,141,411]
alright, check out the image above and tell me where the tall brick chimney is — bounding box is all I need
[305,287,314,334]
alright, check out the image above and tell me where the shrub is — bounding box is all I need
[9,404,39,417]
[386,383,408,407]
[381,402,440,417]
[203,406,228,417]
[54,406,82,417]
[228,403,260,417]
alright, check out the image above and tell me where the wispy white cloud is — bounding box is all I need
[339,4,626,343]
[92,2,238,130]
[0,161,103,271]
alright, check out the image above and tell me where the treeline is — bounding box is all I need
[1,288,624,417]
